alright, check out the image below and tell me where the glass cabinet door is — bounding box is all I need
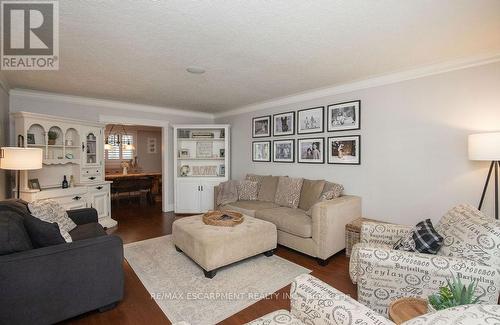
[84,132,97,165]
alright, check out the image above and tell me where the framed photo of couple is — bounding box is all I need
[297,138,324,164]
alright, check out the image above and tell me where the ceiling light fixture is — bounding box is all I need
[186,66,206,74]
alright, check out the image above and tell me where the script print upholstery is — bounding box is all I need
[350,214,500,316]
[404,304,500,325]
[28,199,76,242]
[436,203,500,271]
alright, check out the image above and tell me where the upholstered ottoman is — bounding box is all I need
[172,214,277,278]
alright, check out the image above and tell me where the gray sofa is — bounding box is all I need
[0,200,124,325]
[216,175,361,265]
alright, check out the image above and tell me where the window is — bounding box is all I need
[106,134,135,160]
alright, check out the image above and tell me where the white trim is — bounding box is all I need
[215,52,500,118]
[10,88,214,119]
[99,114,171,213]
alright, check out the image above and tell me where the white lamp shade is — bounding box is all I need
[468,133,500,161]
[0,147,43,170]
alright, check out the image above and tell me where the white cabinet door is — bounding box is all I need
[81,127,102,167]
[88,184,110,219]
[175,180,201,213]
[61,200,88,211]
[200,181,219,212]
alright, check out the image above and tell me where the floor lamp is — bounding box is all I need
[0,135,43,199]
[469,132,500,219]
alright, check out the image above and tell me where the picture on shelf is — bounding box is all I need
[196,141,213,158]
[219,164,225,176]
[273,111,295,136]
[252,141,271,162]
[328,135,360,165]
[297,106,324,134]
[27,133,35,144]
[273,139,294,163]
[298,138,324,163]
[327,100,360,132]
[28,178,41,190]
[179,149,190,158]
[220,149,225,158]
[179,129,191,138]
[252,115,271,138]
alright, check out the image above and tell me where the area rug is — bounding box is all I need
[124,235,310,325]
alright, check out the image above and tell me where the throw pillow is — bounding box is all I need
[245,174,267,190]
[305,181,344,216]
[298,179,326,211]
[436,204,500,267]
[28,199,76,242]
[0,212,33,255]
[238,180,259,201]
[274,176,303,208]
[258,176,280,202]
[23,214,66,247]
[393,219,443,254]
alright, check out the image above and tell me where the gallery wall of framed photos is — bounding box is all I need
[251,100,361,165]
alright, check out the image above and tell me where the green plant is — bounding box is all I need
[48,131,58,140]
[428,276,482,311]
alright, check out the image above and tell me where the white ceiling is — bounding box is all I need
[3,0,500,113]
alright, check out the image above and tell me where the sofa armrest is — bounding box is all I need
[311,195,361,260]
[290,274,393,325]
[67,208,99,225]
[360,221,413,245]
[355,246,500,316]
[0,235,124,324]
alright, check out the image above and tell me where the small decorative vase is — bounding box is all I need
[122,167,128,175]
[48,139,56,145]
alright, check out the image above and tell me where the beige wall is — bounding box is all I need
[0,84,9,199]
[216,62,500,225]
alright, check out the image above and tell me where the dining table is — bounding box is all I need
[105,172,162,204]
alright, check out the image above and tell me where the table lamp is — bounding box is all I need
[468,132,500,219]
[0,146,43,199]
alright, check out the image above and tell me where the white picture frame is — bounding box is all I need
[147,137,157,154]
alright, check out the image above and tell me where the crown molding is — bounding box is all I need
[9,88,214,119]
[215,52,500,118]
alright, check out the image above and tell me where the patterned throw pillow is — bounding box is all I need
[436,204,500,268]
[393,219,443,254]
[28,199,77,242]
[274,177,303,208]
[238,180,259,201]
[305,181,344,216]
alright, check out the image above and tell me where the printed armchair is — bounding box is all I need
[349,204,500,316]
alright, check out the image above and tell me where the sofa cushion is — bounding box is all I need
[437,204,500,268]
[275,177,303,208]
[245,174,267,191]
[322,181,344,198]
[69,223,107,241]
[255,207,312,238]
[23,214,66,247]
[238,180,259,201]
[221,200,280,217]
[258,176,279,202]
[298,179,325,211]
[0,212,33,255]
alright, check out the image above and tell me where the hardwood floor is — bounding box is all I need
[64,202,356,325]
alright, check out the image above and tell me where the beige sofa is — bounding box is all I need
[215,175,361,265]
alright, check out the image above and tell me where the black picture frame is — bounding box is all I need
[272,111,295,136]
[327,100,361,132]
[28,178,41,190]
[297,106,324,134]
[273,139,295,163]
[252,115,271,138]
[27,133,35,144]
[327,135,361,165]
[297,137,325,164]
[252,141,271,162]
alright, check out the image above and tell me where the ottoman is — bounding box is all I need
[172,214,277,278]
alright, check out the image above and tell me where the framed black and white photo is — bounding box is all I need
[273,111,295,136]
[297,138,324,163]
[252,141,271,162]
[28,178,41,190]
[273,139,294,163]
[327,100,360,132]
[328,135,361,165]
[252,115,271,138]
[297,106,324,134]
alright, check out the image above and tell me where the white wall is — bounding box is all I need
[216,62,500,224]
[136,130,162,172]
[9,90,213,210]
[0,84,9,199]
